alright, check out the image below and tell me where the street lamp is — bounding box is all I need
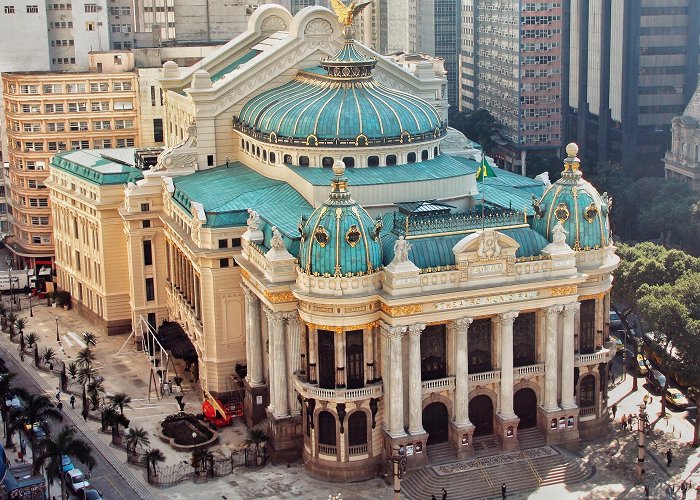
[385,445,406,500]
[636,401,648,480]
[27,292,32,318]
[55,317,59,343]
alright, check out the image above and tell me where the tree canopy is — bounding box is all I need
[448,106,501,152]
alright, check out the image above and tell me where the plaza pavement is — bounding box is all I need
[6,291,700,498]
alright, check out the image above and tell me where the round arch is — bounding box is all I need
[422,401,449,445]
[468,393,495,437]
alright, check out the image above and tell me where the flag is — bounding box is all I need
[476,156,496,182]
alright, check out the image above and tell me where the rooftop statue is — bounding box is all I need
[393,236,412,263]
[246,209,261,231]
[330,0,372,26]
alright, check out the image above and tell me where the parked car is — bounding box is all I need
[636,354,652,376]
[609,334,624,353]
[610,310,623,330]
[647,369,667,392]
[665,388,689,410]
[6,395,24,412]
[61,455,74,473]
[23,422,46,442]
[76,487,103,500]
[65,469,90,495]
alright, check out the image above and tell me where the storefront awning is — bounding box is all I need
[156,321,198,363]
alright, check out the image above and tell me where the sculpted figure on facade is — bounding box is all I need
[552,221,567,245]
[247,209,261,231]
[477,229,501,260]
[393,236,412,263]
[270,226,286,251]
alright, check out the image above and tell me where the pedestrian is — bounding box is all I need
[668,484,674,500]
[55,388,60,402]
[442,488,447,500]
[70,394,75,409]
[628,413,634,431]
[57,401,63,413]
[682,481,688,499]
[611,403,617,419]
[645,485,650,499]
[667,448,673,467]
[621,414,627,431]
[19,438,26,461]
[696,484,700,500]
[502,482,507,499]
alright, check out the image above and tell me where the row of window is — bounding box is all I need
[4,5,39,14]
[13,101,134,114]
[108,6,130,15]
[53,58,76,65]
[15,137,135,152]
[15,82,133,94]
[14,119,133,133]
[50,39,75,47]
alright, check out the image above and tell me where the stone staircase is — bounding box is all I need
[427,442,458,465]
[402,430,593,500]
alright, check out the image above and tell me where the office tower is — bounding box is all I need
[460,1,563,172]
[566,0,699,175]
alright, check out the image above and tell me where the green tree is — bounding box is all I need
[12,394,63,461]
[14,317,27,337]
[75,348,95,370]
[41,347,57,369]
[107,392,131,416]
[25,332,37,349]
[125,426,150,455]
[448,106,501,152]
[32,426,95,500]
[6,313,18,339]
[142,448,166,478]
[82,331,97,349]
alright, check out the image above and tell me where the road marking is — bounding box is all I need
[67,331,86,349]
[62,335,74,348]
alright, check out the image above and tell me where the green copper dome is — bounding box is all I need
[531,143,612,251]
[235,34,445,146]
[298,161,383,277]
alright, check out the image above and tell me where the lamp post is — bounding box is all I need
[7,266,13,311]
[27,292,32,318]
[55,317,59,343]
[385,445,406,500]
[636,401,648,480]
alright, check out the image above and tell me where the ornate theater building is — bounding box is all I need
[48,4,618,482]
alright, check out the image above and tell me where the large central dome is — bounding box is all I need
[235,31,444,146]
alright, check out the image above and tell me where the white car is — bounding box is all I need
[65,469,90,495]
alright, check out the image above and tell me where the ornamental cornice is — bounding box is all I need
[305,320,378,333]
[263,290,296,304]
[550,285,578,297]
[380,302,423,317]
[380,321,406,339]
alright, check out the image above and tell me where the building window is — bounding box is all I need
[468,318,492,373]
[142,220,151,228]
[218,239,228,249]
[143,240,152,266]
[299,156,309,167]
[420,324,446,380]
[346,330,364,389]
[153,118,163,142]
[579,375,595,408]
[26,5,38,13]
[4,6,15,13]
[347,412,367,447]
[580,300,596,354]
[219,258,229,268]
[368,156,379,167]
[342,157,355,168]
[318,411,336,449]
[386,154,397,165]
[85,22,95,31]
[317,330,335,389]
[407,152,416,163]
[140,203,150,212]
[207,155,214,167]
[145,278,155,301]
[513,313,536,366]
[84,3,97,12]
[90,82,108,92]
[231,238,241,247]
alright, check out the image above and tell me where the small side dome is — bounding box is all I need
[298,160,383,276]
[531,143,612,251]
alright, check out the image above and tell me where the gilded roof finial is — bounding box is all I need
[563,142,581,177]
[330,0,372,27]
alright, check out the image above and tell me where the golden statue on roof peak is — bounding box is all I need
[330,0,372,26]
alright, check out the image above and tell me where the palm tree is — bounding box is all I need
[33,425,95,500]
[41,347,57,369]
[125,426,150,456]
[75,348,95,370]
[107,392,131,416]
[13,394,62,460]
[82,331,97,349]
[244,428,269,456]
[142,448,166,478]
[7,312,18,339]
[14,317,27,337]
[87,378,104,410]
[66,362,78,381]
[0,302,6,329]
[76,366,95,386]
[25,332,37,349]
[0,372,27,445]
[191,447,213,475]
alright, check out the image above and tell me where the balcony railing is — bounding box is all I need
[348,444,368,456]
[513,364,544,377]
[294,378,383,402]
[421,376,455,397]
[579,406,596,416]
[468,370,501,384]
[575,348,611,367]
[318,444,337,456]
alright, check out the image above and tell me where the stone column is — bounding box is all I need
[561,303,579,410]
[407,323,426,435]
[543,306,562,411]
[498,311,518,418]
[336,330,346,388]
[308,326,318,384]
[382,322,406,437]
[266,308,288,418]
[242,285,263,385]
[364,327,374,384]
[285,312,302,416]
[453,317,473,426]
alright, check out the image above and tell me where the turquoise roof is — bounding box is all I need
[210,50,260,82]
[171,163,311,237]
[298,165,383,276]
[50,149,143,185]
[531,153,611,251]
[286,154,476,186]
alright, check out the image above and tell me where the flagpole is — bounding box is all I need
[481,177,486,231]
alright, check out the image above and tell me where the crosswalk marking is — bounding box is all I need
[67,331,86,349]
[62,335,73,348]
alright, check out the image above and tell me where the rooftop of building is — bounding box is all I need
[50,149,143,185]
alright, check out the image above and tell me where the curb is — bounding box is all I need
[0,332,157,500]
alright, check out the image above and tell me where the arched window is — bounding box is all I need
[262,150,267,162]
[407,152,416,163]
[318,411,337,451]
[347,412,368,449]
[240,138,245,148]
[270,152,276,164]
[368,156,379,167]
[342,157,355,168]
[322,157,334,168]
[245,141,250,152]
[256,146,261,158]
[283,154,292,164]
[579,375,595,408]
[421,149,429,161]
[299,156,310,167]
[434,146,439,156]
[386,154,397,166]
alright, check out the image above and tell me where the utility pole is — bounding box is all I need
[636,401,648,480]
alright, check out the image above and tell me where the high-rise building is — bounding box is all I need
[566,0,700,175]
[1,52,140,270]
[460,1,564,173]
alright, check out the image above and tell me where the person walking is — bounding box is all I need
[645,485,650,499]
[57,401,63,413]
[621,414,627,431]
[611,403,617,419]
[19,438,26,463]
[502,482,507,499]
[70,394,75,409]
[441,488,447,500]
[667,448,673,467]
[682,481,688,499]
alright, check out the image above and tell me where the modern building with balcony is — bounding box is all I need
[47,5,618,482]
[1,53,139,270]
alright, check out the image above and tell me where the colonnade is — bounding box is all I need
[166,240,201,319]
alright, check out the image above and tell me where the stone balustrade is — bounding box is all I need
[513,363,544,377]
[575,348,611,367]
[421,376,455,397]
[468,370,501,384]
[294,378,383,402]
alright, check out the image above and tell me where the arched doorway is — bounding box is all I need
[422,402,449,445]
[469,395,494,436]
[514,388,538,429]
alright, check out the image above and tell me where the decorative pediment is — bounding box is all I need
[452,229,519,281]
